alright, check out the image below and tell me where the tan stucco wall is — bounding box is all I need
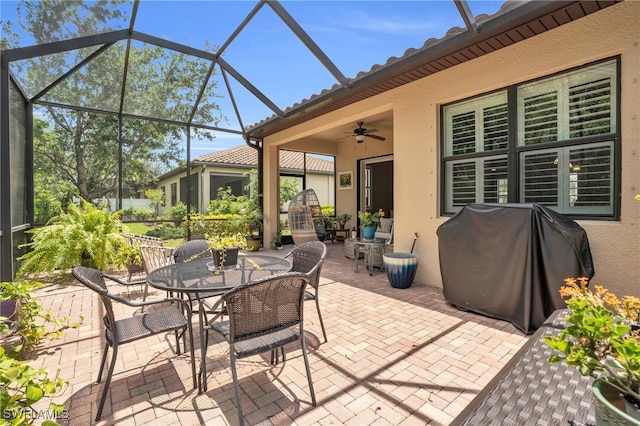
[263,2,640,297]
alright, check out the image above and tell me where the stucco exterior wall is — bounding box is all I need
[263,2,639,296]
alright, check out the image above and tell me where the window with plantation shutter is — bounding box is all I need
[442,58,619,218]
[445,155,508,211]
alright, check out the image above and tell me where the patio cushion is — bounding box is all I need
[378,218,393,233]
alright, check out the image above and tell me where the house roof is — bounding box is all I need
[3,1,620,144]
[246,0,622,139]
[157,145,334,180]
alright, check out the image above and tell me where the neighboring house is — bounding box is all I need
[252,1,639,297]
[156,145,334,215]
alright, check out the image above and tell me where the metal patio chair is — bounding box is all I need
[173,240,221,318]
[286,240,328,342]
[138,245,173,307]
[205,272,316,426]
[71,266,196,421]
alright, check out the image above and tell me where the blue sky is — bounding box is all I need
[1,0,505,154]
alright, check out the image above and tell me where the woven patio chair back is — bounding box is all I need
[208,272,316,426]
[71,266,195,421]
[286,240,328,342]
[173,239,211,263]
[138,245,173,304]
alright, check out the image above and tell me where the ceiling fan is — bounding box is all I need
[340,121,386,143]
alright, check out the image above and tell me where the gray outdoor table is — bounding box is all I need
[351,237,387,275]
[146,254,292,392]
[450,309,596,425]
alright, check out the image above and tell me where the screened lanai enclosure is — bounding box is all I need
[1,0,360,280]
[1,0,619,281]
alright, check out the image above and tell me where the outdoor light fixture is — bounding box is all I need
[355,134,366,143]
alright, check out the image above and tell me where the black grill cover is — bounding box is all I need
[437,203,594,334]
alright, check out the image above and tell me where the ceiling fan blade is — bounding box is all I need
[336,134,353,141]
[366,128,379,133]
[367,134,386,141]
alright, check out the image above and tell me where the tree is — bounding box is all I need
[6,1,225,205]
[145,188,165,218]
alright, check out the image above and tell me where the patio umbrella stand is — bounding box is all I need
[383,233,419,289]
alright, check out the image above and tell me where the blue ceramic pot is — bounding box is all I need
[383,253,419,289]
[362,225,376,240]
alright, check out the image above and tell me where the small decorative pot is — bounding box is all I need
[592,380,640,425]
[362,225,376,240]
[212,247,240,269]
[383,253,419,289]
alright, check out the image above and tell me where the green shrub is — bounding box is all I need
[0,280,80,424]
[121,207,154,221]
[0,280,83,358]
[185,214,248,239]
[146,223,183,239]
[17,200,127,276]
[164,202,198,221]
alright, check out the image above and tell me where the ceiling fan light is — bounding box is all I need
[355,134,366,143]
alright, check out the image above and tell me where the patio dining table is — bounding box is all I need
[146,253,292,392]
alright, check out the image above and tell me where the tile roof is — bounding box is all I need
[194,145,334,173]
[247,0,621,138]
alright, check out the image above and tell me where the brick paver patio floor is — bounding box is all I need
[29,242,529,425]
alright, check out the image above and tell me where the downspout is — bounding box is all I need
[245,136,263,228]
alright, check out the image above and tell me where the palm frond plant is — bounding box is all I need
[17,200,126,277]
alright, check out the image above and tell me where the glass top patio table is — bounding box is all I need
[146,253,292,392]
[146,254,292,294]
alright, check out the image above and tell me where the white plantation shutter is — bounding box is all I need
[443,59,617,216]
[518,60,616,145]
[446,155,508,211]
[519,142,613,214]
[569,77,613,138]
[444,91,508,156]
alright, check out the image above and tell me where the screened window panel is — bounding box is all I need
[521,150,559,206]
[521,91,558,145]
[451,111,476,155]
[9,81,28,227]
[443,91,508,156]
[568,143,613,210]
[210,173,249,199]
[179,176,198,209]
[446,160,476,210]
[483,104,509,151]
[518,59,616,146]
[569,78,612,138]
[170,183,177,206]
[519,142,613,214]
[483,157,509,203]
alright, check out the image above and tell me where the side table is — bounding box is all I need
[349,238,388,275]
[334,229,350,241]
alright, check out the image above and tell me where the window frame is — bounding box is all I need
[440,56,621,220]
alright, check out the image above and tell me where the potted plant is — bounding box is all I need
[358,209,383,240]
[543,277,640,423]
[337,213,352,229]
[206,233,245,271]
[271,230,283,250]
[244,208,263,252]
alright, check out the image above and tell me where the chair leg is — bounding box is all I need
[95,343,118,421]
[230,353,245,426]
[314,295,327,343]
[186,320,197,389]
[300,336,317,407]
[141,283,150,312]
[96,343,109,383]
